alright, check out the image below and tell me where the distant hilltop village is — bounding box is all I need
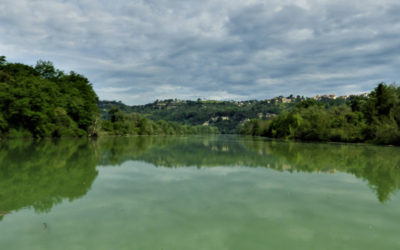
[151,92,371,106]
[100,92,370,111]
[98,91,372,134]
[263,92,369,104]
[311,92,369,101]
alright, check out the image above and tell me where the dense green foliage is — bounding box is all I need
[239,83,400,145]
[2,56,398,143]
[0,57,99,138]
[99,98,299,134]
[99,95,349,134]
[0,56,217,138]
[101,106,219,135]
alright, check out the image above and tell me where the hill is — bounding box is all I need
[239,83,400,145]
[99,95,351,134]
[0,56,217,138]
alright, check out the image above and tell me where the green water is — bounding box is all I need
[0,136,400,250]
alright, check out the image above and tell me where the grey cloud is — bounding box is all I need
[0,0,399,104]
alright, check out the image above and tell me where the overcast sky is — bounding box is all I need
[1,0,399,104]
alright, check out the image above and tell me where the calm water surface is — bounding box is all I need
[0,136,399,249]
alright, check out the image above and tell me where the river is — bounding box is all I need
[0,135,399,249]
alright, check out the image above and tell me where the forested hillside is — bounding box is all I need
[99,95,348,134]
[2,56,395,143]
[0,56,99,138]
[100,106,219,135]
[239,83,400,145]
[0,56,218,138]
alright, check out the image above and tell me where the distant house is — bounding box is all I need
[313,94,337,100]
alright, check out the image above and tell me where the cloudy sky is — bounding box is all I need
[1,0,399,104]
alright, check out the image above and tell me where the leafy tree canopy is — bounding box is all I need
[0,56,99,138]
[239,83,400,145]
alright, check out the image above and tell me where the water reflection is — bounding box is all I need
[0,136,399,220]
[0,139,98,220]
[97,136,400,202]
[245,139,400,202]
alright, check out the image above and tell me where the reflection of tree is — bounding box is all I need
[98,136,173,166]
[95,136,400,203]
[1,135,399,221]
[0,139,98,220]
[96,136,280,168]
[245,140,400,203]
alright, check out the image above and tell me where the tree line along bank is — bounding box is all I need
[0,56,217,138]
[1,56,398,145]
